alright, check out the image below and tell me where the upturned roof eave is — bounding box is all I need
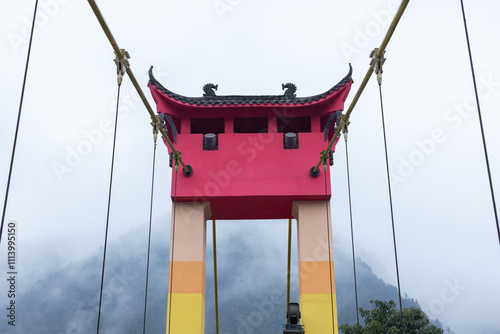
[148,65,353,109]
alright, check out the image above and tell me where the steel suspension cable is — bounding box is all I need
[212,220,220,334]
[0,0,39,245]
[377,83,405,333]
[96,84,122,334]
[323,169,335,333]
[142,142,158,334]
[286,218,292,324]
[344,141,360,332]
[459,0,500,245]
[167,167,179,334]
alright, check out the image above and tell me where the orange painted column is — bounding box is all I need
[292,201,338,334]
[166,202,211,334]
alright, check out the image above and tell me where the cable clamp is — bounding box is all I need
[320,150,329,172]
[157,113,170,140]
[340,115,351,142]
[114,49,130,86]
[370,48,386,85]
[151,115,161,143]
[173,151,182,172]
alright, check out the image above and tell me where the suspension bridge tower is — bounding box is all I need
[148,66,353,334]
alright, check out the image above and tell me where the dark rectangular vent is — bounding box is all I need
[277,116,311,133]
[234,117,268,133]
[191,118,225,134]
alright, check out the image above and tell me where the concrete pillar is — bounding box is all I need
[166,202,211,334]
[292,201,338,334]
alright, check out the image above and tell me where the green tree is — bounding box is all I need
[340,300,443,334]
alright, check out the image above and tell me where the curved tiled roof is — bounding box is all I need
[148,65,352,107]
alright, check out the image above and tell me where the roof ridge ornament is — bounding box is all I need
[203,83,218,97]
[148,65,352,106]
[282,83,297,99]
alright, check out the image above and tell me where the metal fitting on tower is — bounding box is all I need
[114,49,130,86]
[370,48,386,85]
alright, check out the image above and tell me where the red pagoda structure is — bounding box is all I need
[149,66,353,334]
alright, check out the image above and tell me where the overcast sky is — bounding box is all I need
[1,0,499,333]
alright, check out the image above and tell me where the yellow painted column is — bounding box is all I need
[166,202,211,334]
[293,201,338,334]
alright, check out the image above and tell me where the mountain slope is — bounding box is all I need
[1,229,444,333]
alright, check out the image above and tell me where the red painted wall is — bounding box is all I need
[172,132,331,219]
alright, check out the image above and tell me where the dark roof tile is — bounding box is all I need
[148,65,352,107]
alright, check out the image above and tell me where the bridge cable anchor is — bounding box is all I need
[172,150,193,176]
[310,150,329,177]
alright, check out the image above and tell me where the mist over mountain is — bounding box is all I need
[1,228,449,333]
